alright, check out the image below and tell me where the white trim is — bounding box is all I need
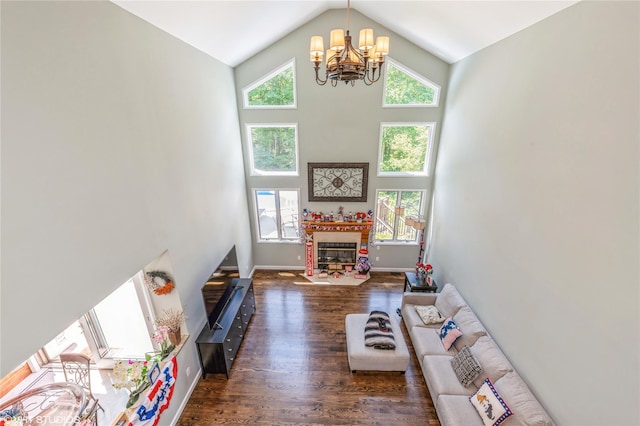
[242,58,297,109]
[246,123,299,176]
[382,57,441,108]
[377,122,437,177]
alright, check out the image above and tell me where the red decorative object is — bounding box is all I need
[305,242,314,276]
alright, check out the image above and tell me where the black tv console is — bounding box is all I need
[196,278,255,378]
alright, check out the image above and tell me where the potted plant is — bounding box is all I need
[154,308,186,346]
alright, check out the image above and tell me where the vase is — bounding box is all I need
[126,382,150,408]
[168,327,181,346]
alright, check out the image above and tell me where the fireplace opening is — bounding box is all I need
[317,242,357,272]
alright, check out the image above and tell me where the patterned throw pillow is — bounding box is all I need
[439,317,463,350]
[415,305,445,325]
[451,345,483,387]
[470,378,513,426]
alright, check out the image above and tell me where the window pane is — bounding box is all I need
[375,191,398,240]
[384,63,435,105]
[397,191,423,241]
[256,190,278,239]
[380,124,430,173]
[246,66,295,107]
[374,190,425,242]
[279,190,299,239]
[250,126,297,174]
[383,60,440,106]
[92,279,154,359]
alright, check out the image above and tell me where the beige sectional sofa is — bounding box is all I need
[401,284,555,426]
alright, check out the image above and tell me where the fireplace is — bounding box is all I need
[301,221,373,275]
[309,230,368,270]
[317,242,358,271]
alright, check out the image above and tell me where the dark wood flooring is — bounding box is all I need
[178,270,439,425]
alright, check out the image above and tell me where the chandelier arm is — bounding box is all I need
[313,62,328,85]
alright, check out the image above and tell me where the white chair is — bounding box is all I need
[60,353,103,425]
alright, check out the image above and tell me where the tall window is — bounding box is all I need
[246,124,299,176]
[374,190,426,242]
[378,123,435,176]
[254,189,300,242]
[243,59,296,109]
[383,58,440,107]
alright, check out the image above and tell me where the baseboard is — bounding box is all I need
[169,364,202,426]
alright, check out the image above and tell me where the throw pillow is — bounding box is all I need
[415,305,445,325]
[451,345,483,387]
[470,378,513,426]
[439,317,463,350]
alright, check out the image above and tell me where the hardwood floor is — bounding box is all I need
[178,270,439,425]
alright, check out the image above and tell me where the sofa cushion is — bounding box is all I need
[494,372,555,426]
[453,306,488,349]
[434,283,467,317]
[437,394,487,426]
[439,318,463,350]
[402,303,437,330]
[470,378,513,426]
[410,326,457,358]
[451,345,483,387]
[415,305,446,325]
[470,337,514,388]
[422,355,477,401]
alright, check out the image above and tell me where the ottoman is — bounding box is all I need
[345,313,410,373]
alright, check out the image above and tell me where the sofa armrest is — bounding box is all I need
[401,292,438,307]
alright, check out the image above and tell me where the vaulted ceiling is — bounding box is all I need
[112,1,579,67]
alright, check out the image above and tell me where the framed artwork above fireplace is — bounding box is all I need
[308,162,368,202]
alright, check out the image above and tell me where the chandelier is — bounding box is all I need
[309,0,389,86]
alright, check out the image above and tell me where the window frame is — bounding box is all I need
[246,123,300,176]
[377,122,436,177]
[253,188,301,243]
[373,189,427,245]
[382,57,441,108]
[242,59,297,109]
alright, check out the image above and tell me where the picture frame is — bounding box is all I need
[147,362,161,384]
[112,412,128,426]
[308,162,368,202]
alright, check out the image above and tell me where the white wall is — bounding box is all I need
[1,0,252,419]
[234,9,449,270]
[430,2,639,424]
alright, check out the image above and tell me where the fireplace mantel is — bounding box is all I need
[301,221,372,245]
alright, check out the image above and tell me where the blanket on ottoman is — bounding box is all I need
[364,310,396,350]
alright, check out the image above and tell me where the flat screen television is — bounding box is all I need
[201,245,240,330]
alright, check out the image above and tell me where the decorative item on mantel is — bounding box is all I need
[302,208,373,223]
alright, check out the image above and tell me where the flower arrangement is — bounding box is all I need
[113,324,177,408]
[113,358,153,408]
[151,326,176,359]
[154,308,185,333]
[416,263,433,275]
[155,308,185,346]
